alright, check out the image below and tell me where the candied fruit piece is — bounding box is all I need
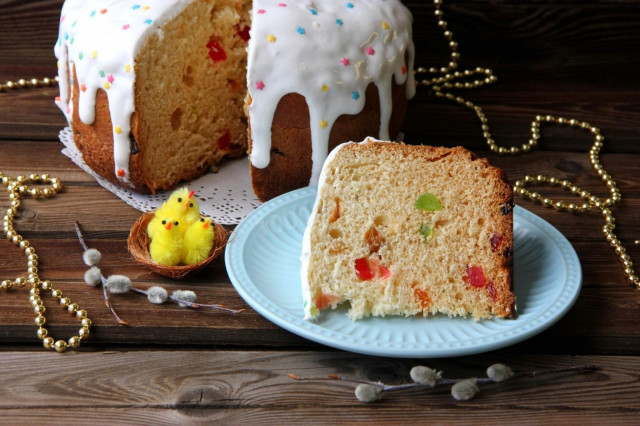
[355,257,375,281]
[465,265,487,288]
[413,288,431,309]
[503,246,513,260]
[206,39,227,63]
[315,293,341,310]
[217,129,231,151]
[365,227,384,253]
[236,24,251,42]
[415,193,442,211]
[355,257,390,280]
[490,233,503,252]
[419,223,433,241]
[500,203,513,215]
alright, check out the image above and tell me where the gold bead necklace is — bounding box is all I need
[0,172,92,351]
[0,76,59,92]
[416,0,638,288]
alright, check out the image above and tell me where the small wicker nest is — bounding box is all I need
[127,212,229,279]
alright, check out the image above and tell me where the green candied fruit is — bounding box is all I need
[419,223,433,241]
[415,193,442,211]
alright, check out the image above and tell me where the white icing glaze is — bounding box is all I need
[300,137,384,320]
[247,0,415,186]
[54,1,195,186]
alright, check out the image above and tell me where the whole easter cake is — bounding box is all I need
[55,0,415,199]
[301,139,515,321]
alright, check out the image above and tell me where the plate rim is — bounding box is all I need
[225,187,582,358]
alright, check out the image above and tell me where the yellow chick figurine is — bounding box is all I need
[181,217,215,265]
[149,218,183,266]
[148,187,201,239]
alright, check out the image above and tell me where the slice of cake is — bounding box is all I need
[301,139,515,321]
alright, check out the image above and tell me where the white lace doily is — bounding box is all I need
[59,127,261,225]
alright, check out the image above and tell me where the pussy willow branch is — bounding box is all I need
[74,222,128,325]
[289,365,600,392]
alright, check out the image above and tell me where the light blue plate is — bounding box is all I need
[225,187,582,358]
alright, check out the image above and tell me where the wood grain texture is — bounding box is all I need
[0,351,637,423]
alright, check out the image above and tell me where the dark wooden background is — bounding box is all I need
[1,0,639,423]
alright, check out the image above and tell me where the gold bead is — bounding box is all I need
[19,240,30,250]
[14,277,25,286]
[67,303,79,314]
[615,246,626,256]
[79,327,90,338]
[43,337,55,349]
[60,297,71,307]
[554,201,565,210]
[68,336,81,349]
[34,305,46,315]
[0,280,12,290]
[24,247,35,255]
[54,340,67,353]
[51,289,62,298]
[35,315,46,326]
[81,318,92,328]
[629,275,639,284]
[37,327,48,339]
[542,198,552,207]
[76,309,88,319]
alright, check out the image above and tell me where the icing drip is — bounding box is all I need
[248,0,415,185]
[54,0,194,186]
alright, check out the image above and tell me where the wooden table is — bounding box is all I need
[1,1,639,423]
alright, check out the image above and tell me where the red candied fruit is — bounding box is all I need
[355,257,391,281]
[315,293,340,310]
[206,39,227,63]
[355,257,375,281]
[217,129,231,151]
[465,265,487,288]
[237,24,251,42]
[490,233,503,252]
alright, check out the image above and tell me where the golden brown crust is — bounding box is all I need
[250,81,409,202]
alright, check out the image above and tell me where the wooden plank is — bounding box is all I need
[0,351,637,423]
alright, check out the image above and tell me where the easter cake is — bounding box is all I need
[300,139,515,321]
[55,0,415,200]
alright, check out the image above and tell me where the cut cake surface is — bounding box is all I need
[301,139,515,321]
